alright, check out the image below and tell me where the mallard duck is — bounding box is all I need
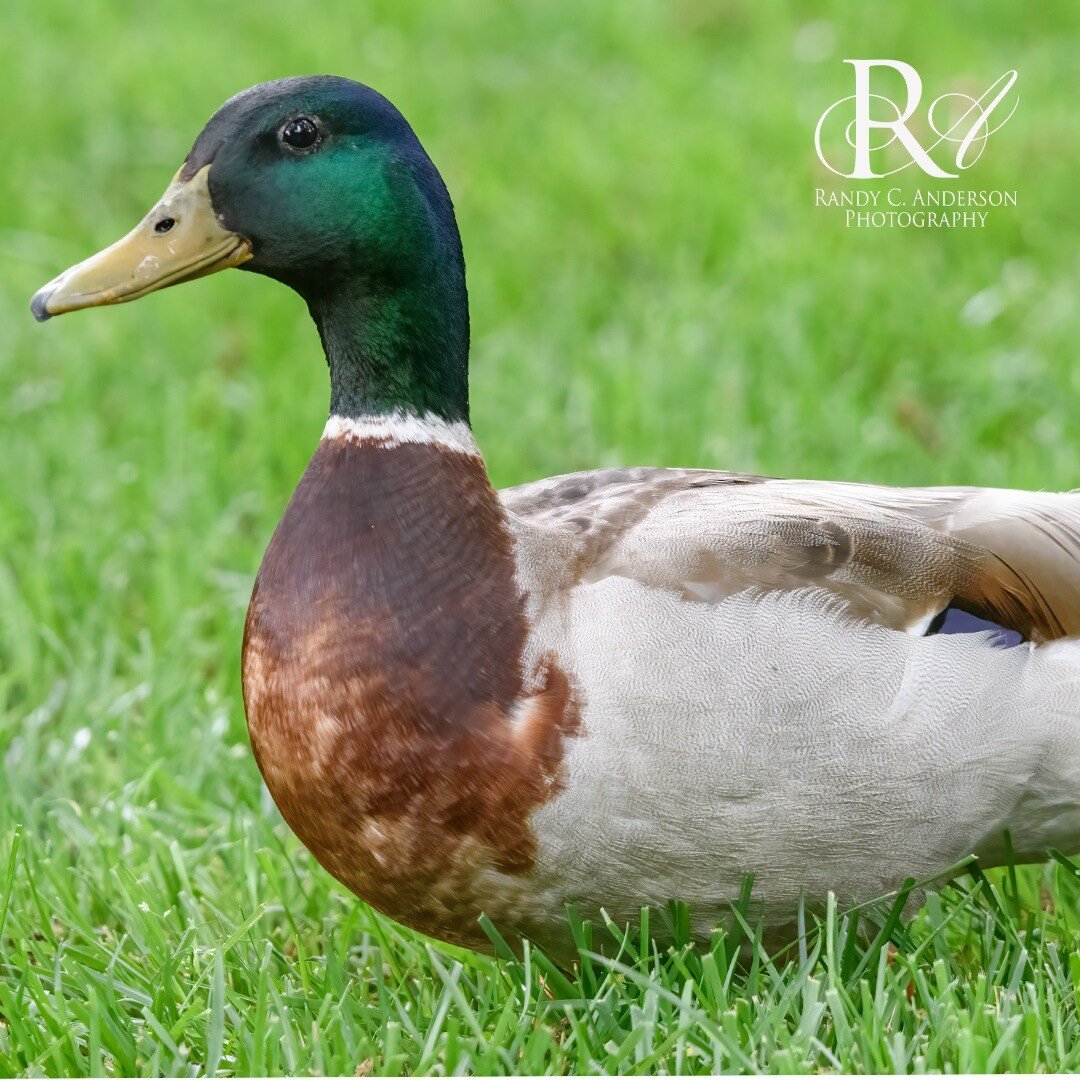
[32,77,1080,957]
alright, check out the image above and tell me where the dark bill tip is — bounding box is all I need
[30,285,55,323]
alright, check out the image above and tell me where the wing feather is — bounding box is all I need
[501,470,1080,641]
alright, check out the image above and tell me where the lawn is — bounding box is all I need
[3,0,1080,1074]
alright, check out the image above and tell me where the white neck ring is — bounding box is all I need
[321,412,481,457]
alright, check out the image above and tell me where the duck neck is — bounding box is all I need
[307,245,470,425]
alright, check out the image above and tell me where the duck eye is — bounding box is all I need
[279,117,321,152]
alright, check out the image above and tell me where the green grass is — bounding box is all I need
[2,0,1080,1074]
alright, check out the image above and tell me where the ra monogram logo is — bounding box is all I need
[814,60,1018,179]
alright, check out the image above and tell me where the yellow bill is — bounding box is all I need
[31,165,251,322]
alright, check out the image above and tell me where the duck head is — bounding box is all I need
[31,77,470,422]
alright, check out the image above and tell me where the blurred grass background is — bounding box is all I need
[2,0,1080,1074]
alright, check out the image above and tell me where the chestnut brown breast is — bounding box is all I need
[241,437,579,947]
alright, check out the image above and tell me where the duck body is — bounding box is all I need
[243,414,1080,955]
[33,76,1080,958]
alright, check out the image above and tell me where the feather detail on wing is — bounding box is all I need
[501,469,1080,642]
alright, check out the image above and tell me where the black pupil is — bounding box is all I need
[282,118,318,149]
[154,217,175,234]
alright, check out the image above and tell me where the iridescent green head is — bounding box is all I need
[31,77,470,422]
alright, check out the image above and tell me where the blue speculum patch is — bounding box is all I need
[926,605,1024,647]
